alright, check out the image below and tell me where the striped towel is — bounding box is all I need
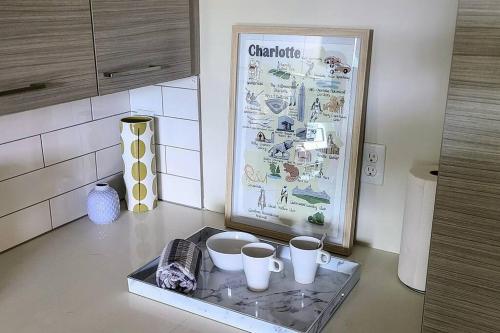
[156,239,202,293]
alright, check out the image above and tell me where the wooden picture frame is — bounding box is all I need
[225,25,372,256]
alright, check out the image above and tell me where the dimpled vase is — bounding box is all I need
[87,183,120,224]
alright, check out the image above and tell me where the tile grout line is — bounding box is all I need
[44,143,121,169]
[0,200,55,224]
[154,85,198,91]
[160,86,166,116]
[39,134,46,167]
[0,111,130,147]
[0,166,46,183]
[90,97,94,120]
[0,201,51,223]
[93,152,98,182]
[0,171,124,221]
[158,171,201,182]
[163,144,168,174]
[127,90,132,116]
[156,143,200,153]
[0,144,121,185]
[41,112,129,136]
[130,111,199,123]
[0,144,120,185]
[0,134,41,147]
[47,200,54,229]
[158,199,201,210]
[156,114,199,122]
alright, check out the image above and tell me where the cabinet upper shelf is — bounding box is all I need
[0,0,198,116]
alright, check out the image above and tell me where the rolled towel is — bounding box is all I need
[156,239,202,293]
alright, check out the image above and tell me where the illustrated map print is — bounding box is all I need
[233,34,358,241]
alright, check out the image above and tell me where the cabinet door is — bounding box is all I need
[92,0,193,95]
[0,1,97,116]
[422,1,500,332]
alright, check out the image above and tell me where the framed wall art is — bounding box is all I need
[225,25,372,255]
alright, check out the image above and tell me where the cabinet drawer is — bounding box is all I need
[92,0,193,95]
[0,1,97,116]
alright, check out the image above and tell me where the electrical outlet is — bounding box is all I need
[361,143,386,185]
[365,165,377,177]
[368,152,378,163]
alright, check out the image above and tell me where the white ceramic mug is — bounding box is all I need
[241,243,284,291]
[290,236,331,284]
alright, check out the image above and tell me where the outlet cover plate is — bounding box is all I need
[361,143,386,185]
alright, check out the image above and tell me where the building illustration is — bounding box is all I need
[277,115,294,132]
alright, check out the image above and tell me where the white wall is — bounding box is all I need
[199,0,458,253]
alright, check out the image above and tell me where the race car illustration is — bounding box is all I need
[331,63,351,74]
[323,56,342,66]
[323,56,351,75]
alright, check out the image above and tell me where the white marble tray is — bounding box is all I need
[127,227,360,333]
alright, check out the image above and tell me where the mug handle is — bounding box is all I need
[269,258,284,272]
[316,250,331,265]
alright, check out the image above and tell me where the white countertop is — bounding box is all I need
[0,202,424,333]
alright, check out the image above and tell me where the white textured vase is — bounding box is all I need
[87,183,120,224]
[120,116,158,213]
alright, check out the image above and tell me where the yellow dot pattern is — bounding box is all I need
[131,162,147,181]
[121,116,158,213]
[131,140,146,159]
[130,123,147,136]
[132,183,147,200]
[133,203,149,213]
[151,157,156,175]
[152,177,157,196]
[120,138,124,154]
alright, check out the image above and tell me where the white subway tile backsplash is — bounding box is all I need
[162,87,199,121]
[130,86,163,115]
[41,114,123,166]
[96,145,123,179]
[91,91,130,120]
[158,173,201,208]
[156,117,200,151]
[165,146,200,180]
[0,154,97,218]
[50,184,94,228]
[156,144,167,174]
[0,99,92,145]
[0,202,52,252]
[158,76,198,90]
[0,136,44,181]
[0,76,205,251]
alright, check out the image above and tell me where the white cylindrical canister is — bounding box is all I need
[398,165,438,292]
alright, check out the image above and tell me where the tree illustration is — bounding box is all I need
[276,166,280,175]
[270,162,277,174]
[308,212,325,225]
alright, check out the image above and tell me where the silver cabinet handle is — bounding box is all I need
[103,65,164,78]
[0,83,47,97]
